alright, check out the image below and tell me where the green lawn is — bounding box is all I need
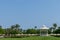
[0,36,60,40]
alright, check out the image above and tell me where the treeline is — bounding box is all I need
[0,24,40,35]
[0,23,60,35]
[49,23,60,34]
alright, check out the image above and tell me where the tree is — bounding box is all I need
[5,24,21,37]
[0,26,4,34]
[10,24,21,34]
[53,23,57,31]
[54,27,60,34]
[23,30,26,34]
[26,29,37,34]
[15,24,20,30]
[11,25,15,30]
[34,26,37,29]
[5,28,11,36]
[49,27,54,34]
[11,24,20,30]
[36,29,40,34]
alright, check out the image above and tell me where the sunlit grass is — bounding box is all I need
[0,36,60,40]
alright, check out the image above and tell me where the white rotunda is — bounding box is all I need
[40,25,49,36]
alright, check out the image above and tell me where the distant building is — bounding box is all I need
[40,25,49,36]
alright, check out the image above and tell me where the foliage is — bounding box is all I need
[1,23,60,37]
[0,26,4,34]
[34,26,37,29]
[26,29,37,34]
[36,29,40,34]
[53,27,60,34]
[53,23,57,31]
[4,24,22,37]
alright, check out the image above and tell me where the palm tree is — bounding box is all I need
[11,24,20,30]
[49,27,54,34]
[34,26,37,30]
[53,23,57,31]
[15,24,20,30]
[10,24,20,36]
[11,25,15,30]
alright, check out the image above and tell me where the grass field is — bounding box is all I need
[0,36,60,40]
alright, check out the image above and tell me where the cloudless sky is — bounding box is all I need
[0,0,60,29]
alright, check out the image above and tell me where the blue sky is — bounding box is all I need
[0,0,60,29]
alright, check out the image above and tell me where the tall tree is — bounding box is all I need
[15,24,20,30]
[34,26,37,29]
[49,27,54,34]
[11,24,20,30]
[11,25,15,30]
[53,23,57,31]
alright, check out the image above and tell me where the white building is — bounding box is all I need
[40,25,49,36]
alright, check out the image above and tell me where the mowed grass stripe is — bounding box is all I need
[0,36,60,40]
